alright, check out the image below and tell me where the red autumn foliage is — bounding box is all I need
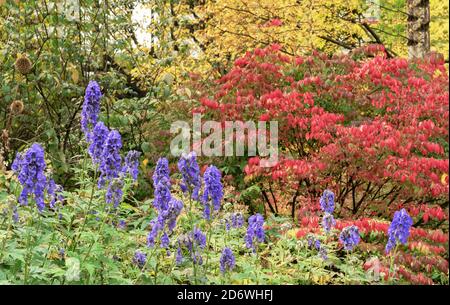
[190,44,449,284]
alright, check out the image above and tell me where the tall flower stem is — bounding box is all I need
[70,169,98,251]
[186,193,198,285]
[388,244,399,282]
[81,200,110,267]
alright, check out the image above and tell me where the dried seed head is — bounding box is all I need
[10,100,24,115]
[1,129,9,151]
[15,55,32,75]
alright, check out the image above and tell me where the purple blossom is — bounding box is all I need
[220,247,236,273]
[81,80,102,138]
[245,213,265,252]
[192,227,206,249]
[226,212,244,231]
[231,212,244,228]
[12,206,19,223]
[176,246,183,265]
[161,232,170,249]
[176,228,206,265]
[122,150,141,181]
[321,213,336,233]
[201,165,223,220]
[314,239,321,250]
[160,198,183,233]
[132,250,147,268]
[339,225,360,251]
[152,158,171,212]
[319,247,328,260]
[46,179,64,209]
[320,189,335,214]
[98,130,122,189]
[147,217,164,248]
[117,219,126,229]
[105,178,124,208]
[12,143,47,211]
[153,177,172,212]
[88,121,109,165]
[177,152,201,200]
[385,208,413,253]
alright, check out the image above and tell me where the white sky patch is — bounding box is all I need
[132,3,159,48]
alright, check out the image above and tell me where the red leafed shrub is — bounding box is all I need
[191,45,449,284]
[192,44,449,220]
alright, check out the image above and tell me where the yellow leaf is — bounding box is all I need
[441,173,448,185]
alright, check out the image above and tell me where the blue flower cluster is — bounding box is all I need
[339,225,360,251]
[12,143,47,211]
[201,165,223,220]
[322,212,336,233]
[176,227,207,265]
[46,178,64,209]
[245,213,265,252]
[225,212,244,231]
[88,121,109,165]
[122,150,141,181]
[320,189,335,214]
[385,208,413,253]
[133,250,147,268]
[81,82,140,209]
[220,247,236,273]
[98,130,122,188]
[147,197,184,250]
[81,80,102,138]
[152,157,172,212]
[177,152,201,200]
[307,235,328,260]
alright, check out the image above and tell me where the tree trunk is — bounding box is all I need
[407,0,430,59]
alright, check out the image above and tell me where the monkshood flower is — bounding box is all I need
[160,197,184,233]
[117,219,126,229]
[81,80,102,138]
[225,212,244,231]
[306,235,327,260]
[161,232,170,249]
[320,189,335,214]
[177,152,201,200]
[105,178,124,208]
[98,130,122,189]
[385,208,413,253]
[147,198,183,249]
[46,179,64,209]
[147,217,164,248]
[220,247,236,274]
[122,150,141,181]
[319,247,328,260]
[176,246,183,265]
[245,213,265,252]
[88,121,109,165]
[201,165,223,220]
[152,158,171,212]
[176,228,207,265]
[12,143,47,211]
[153,157,170,185]
[192,227,207,249]
[12,206,19,223]
[133,250,147,268]
[322,213,336,233]
[231,212,244,228]
[153,177,172,212]
[314,239,321,250]
[339,225,361,251]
